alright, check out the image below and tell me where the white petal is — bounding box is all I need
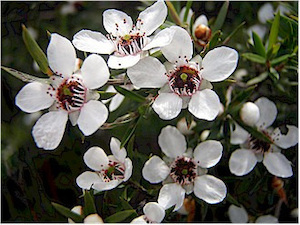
[193,15,208,33]
[103,9,133,36]
[183,183,194,195]
[201,47,238,82]
[92,180,120,191]
[144,202,165,223]
[229,149,258,176]
[158,183,185,211]
[161,26,193,63]
[193,140,223,168]
[194,175,227,204]
[131,216,147,224]
[272,125,298,149]
[32,111,68,150]
[143,27,175,50]
[109,93,125,112]
[69,111,80,126]
[110,137,126,163]
[77,100,108,136]
[258,3,274,24]
[158,125,186,158]
[81,54,110,89]
[256,215,278,223]
[254,97,277,129]
[127,56,167,88]
[138,0,167,35]
[152,93,182,120]
[240,102,260,126]
[72,29,115,54]
[47,33,76,77]
[142,156,170,183]
[263,152,293,178]
[123,158,133,182]
[108,54,141,69]
[230,122,249,145]
[188,89,220,121]
[15,82,54,113]
[76,171,101,189]
[228,205,249,223]
[83,146,109,171]
[84,214,104,223]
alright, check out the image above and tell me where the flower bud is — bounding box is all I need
[84,214,104,223]
[176,117,196,135]
[200,130,210,141]
[240,102,260,126]
[194,24,211,46]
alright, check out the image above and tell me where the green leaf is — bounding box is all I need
[22,25,51,75]
[228,86,256,115]
[269,67,280,81]
[246,72,268,86]
[104,209,137,223]
[267,11,280,53]
[212,1,229,31]
[208,30,222,50]
[98,91,117,100]
[183,1,193,23]
[252,31,266,57]
[223,21,245,44]
[51,202,84,223]
[242,53,266,64]
[166,1,182,26]
[2,66,49,83]
[225,193,241,207]
[83,190,97,217]
[271,54,293,66]
[115,86,146,103]
[120,122,138,149]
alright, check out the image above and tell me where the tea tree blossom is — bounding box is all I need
[15,33,109,150]
[229,97,298,178]
[68,206,103,223]
[131,202,165,223]
[127,26,238,120]
[228,204,278,223]
[76,137,132,191]
[72,0,174,69]
[142,126,227,211]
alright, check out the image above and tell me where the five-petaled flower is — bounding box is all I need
[142,125,227,211]
[72,0,174,69]
[127,26,238,120]
[15,33,110,150]
[76,137,133,191]
[229,97,298,178]
[131,202,165,224]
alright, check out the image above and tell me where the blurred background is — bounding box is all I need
[1,1,298,222]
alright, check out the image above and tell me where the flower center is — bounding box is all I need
[170,156,197,185]
[56,76,86,112]
[168,66,201,96]
[248,131,272,154]
[101,160,125,182]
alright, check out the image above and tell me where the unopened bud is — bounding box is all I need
[194,24,211,46]
[240,102,260,126]
[84,214,104,223]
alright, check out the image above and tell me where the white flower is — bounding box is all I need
[127,26,238,120]
[72,0,174,69]
[240,102,260,126]
[179,7,211,46]
[76,137,133,191]
[68,206,104,223]
[15,33,109,150]
[228,204,278,223]
[229,97,298,178]
[131,202,165,223]
[142,125,227,211]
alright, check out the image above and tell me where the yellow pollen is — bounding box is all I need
[123,34,131,41]
[180,73,188,82]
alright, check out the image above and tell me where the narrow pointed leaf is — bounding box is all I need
[267,11,280,53]
[252,31,266,57]
[271,54,293,66]
[212,1,229,31]
[246,72,268,86]
[115,86,146,103]
[183,1,193,23]
[22,25,51,75]
[223,21,245,45]
[104,209,137,223]
[83,190,97,217]
[225,193,241,207]
[98,91,117,100]
[208,30,222,50]
[51,202,84,223]
[2,66,49,83]
[242,53,266,64]
[120,122,137,149]
[166,1,182,26]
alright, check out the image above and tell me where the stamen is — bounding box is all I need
[170,156,197,185]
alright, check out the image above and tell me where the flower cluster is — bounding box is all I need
[3,0,298,223]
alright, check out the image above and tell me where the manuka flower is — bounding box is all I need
[76,137,132,191]
[72,0,174,69]
[131,202,165,223]
[142,125,226,211]
[127,26,238,120]
[15,33,109,150]
[229,97,298,178]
